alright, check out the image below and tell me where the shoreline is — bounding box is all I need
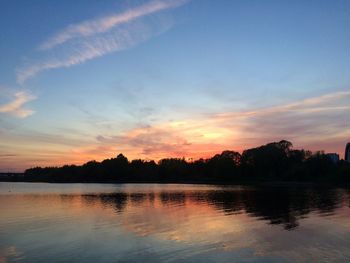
[1,179,350,188]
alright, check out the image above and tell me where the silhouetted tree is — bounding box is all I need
[207,150,241,180]
[21,140,350,184]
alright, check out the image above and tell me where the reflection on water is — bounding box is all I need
[1,183,350,262]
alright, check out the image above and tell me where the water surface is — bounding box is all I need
[1,183,350,262]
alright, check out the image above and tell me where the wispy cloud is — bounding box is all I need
[0,91,36,118]
[17,24,159,83]
[17,0,188,84]
[2,90,348,170]
[40,0,188,50]
[214,90,350,120]
[73,90,350,161]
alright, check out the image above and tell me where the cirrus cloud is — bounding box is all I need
[0,91,36,118]
[39,0,188,50]
[16,0,189,84]
[72,90,350,161]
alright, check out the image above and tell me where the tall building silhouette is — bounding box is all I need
[345,143,350,162]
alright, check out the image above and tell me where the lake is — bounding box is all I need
[1,183,350,262]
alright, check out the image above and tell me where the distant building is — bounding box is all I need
[326,153,339,164]
[345,143,350,162]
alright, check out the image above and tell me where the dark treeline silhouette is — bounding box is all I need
[18,140,350,183]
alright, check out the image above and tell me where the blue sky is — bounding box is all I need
[1,0,350,171]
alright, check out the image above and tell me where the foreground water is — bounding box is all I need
[1,183,350,262]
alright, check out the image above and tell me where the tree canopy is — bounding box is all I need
[21,140,350,184]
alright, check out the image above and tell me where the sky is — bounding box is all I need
[0,0,350,172]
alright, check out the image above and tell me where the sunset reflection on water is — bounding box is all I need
[1,183,350,262]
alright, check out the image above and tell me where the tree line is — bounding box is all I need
[23,140,350,183]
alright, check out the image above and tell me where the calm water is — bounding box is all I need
[1,183,350,262]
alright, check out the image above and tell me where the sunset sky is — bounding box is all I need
[1,0,350,172]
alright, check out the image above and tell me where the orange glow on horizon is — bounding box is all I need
[1,90,349,171]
